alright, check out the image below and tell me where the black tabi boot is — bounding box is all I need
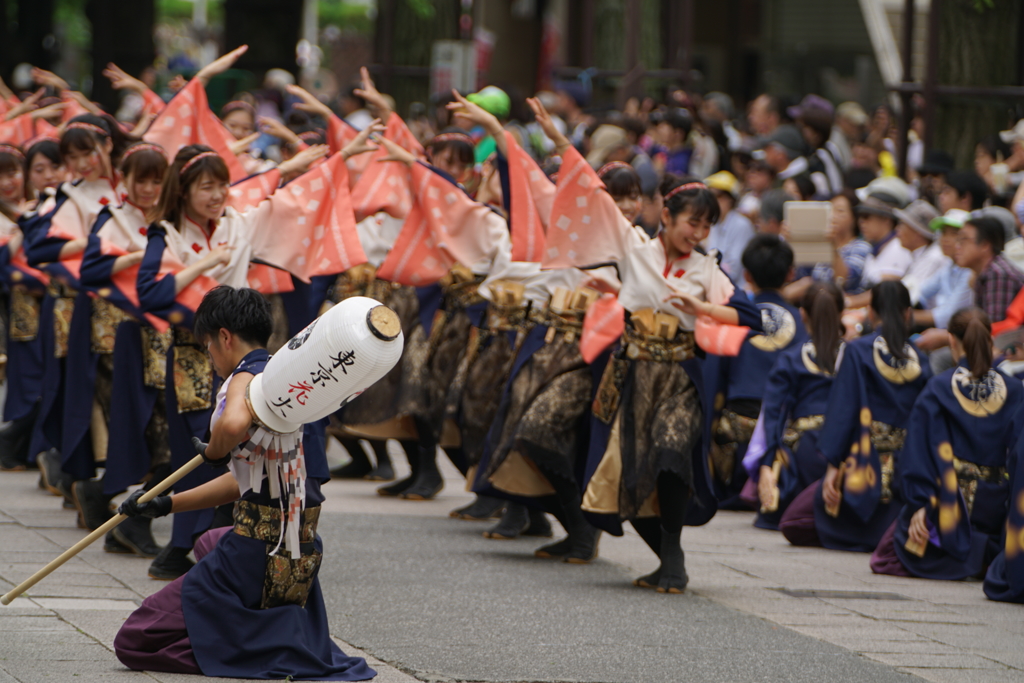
[398,435,444,501]
[111,515,163,559]
[377,439,420,496]
[71,478,114,531]
[523,509,553,537]
[630,518,664,588]
[37,448,72,501]
[0,413,36,471]
[483,502,530,539]
[330,438,373,479]
[449,494,504,520]
[148,545,195,580]
[364,440,395,481]
[533,475,599,563]
[656,527,689,594]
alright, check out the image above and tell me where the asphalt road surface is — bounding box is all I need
[318,511,921,683]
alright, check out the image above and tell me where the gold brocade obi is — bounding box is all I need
[952,457,1006,516]
[141,327,173,389]
[233,499,321,544]
[90,297,136,354]
[47,281,77,359]
[872,421,906,504]
[439,265,486,309]
[485,280,531,334]
[171,327,212,413]
[782,414,826,451]
[330,264,398,304]
[9,287,41,342]
[233,500,322,610]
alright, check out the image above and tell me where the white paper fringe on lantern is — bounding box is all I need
[239,297,404,557]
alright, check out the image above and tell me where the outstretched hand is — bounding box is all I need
[229,132,260,157]
[341,118,384,160]
[286,84,333,121]
[448,89,502,135]
[258,116,301,147]
[526,96,571,153]
[278,143,329,177]
[375,135,416,166]
[196,45,248,86]
[354,66,392,121]
[32,67,69,92]
[102,63,147,93]
[4,89,43,121]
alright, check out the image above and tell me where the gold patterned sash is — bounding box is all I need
[9,288,40,341]
[141,326,173,389]
[233,500,322,609]
[953,457,1006,516]
[870,421,906,503]
[171,328,212,413]
[48,282,76,359]
[90,298,134,354]
[782,414,826,451]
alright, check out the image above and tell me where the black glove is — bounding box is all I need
[117,489,172,518]
[192,436,230,468]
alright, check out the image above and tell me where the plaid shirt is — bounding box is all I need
[975,254,1024,323]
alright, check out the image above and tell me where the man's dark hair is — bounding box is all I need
[946,170,989,211]
[193,286,273,347]
[966,216,1006,256]
[742,233,794,290]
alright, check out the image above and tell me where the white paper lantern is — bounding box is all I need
[247,296,404,434]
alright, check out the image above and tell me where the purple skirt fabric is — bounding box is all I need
[779,483,821,547]
[113,527,228,674]
[870,520,912,577]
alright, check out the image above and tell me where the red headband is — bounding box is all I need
[25,135,60,150]
[121,143,165,165]
[179,151,220,176]
[222,101,256,118]
[597,161,632,178]
[65,121,109,138]
[297,131,322,143]
[663,182,707,202]
[0,144,24,161]
[430,132,474,147]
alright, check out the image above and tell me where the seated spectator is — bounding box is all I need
[911,210,974,361]
[651,107,693,175]
[706,170,756,286]
[760,124,808,183]
[894,200,946,303]
[939,170,989,213]
[789,95,844,197]
[855,178,913,289]
[782,173,815,201]
[916,149,955,206]
[956,216,1024,325]
[756,188,794,237]
[736,159,776,221]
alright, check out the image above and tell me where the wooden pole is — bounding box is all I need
[0,454,206,605]
[896,0,915,179]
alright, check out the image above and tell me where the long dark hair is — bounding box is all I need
[154,145,230,228]
[947,307,993,379]
[802,281,844,373]
[870,280,912,361]
[59,113,138,166]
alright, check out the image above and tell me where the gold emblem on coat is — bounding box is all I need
[801,341,843,376]
[951,367,1007,417]
[749,303,796,352]
[872,336,921,384]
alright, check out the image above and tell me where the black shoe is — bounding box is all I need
[563,523,601,564]
[148,545,194,580]
[534,536,573,559]
[0,452,27,471]
[112,516,163,559]
[71,479,114,531]
[37,449,69,498]
[377,475,415,497]
[365,441,395,481]
[103,530,134,554]
[633,567,661,589]
[330,458,373,479]
[656,530,688,594]
[523,509,553,537]
[450,495,504,520]
[397,468,444,500]
[483,503,530,539]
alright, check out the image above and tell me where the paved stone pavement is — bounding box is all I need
[0,443,1021,682]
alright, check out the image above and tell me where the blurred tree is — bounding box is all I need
[224,0,303,78]
[88,0,155,110]
[375,0,459,114]
[935,0,1021,168]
